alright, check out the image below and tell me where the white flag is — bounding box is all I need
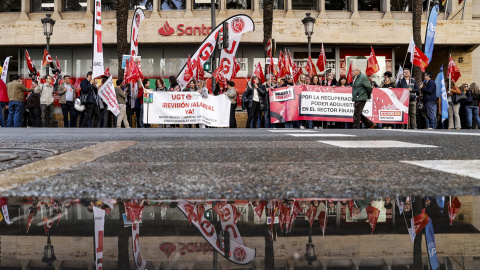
[93,207,105,270]
[1,57,11,84]
[396,65,404,85]
[98,76,120,116]
[92,0,104,79]
[407,37,416,63]
[130,8,145,57]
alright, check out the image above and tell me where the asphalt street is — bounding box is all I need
[1,128,479,199]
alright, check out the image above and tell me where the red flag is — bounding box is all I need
[55,56,61,73]
[183,55,194,82]
[316,43,326,73]
[447,56,461,82]
[254,63,265,83]
[266,38,273,58]
[254,201,266,219]
[291,64,303,83]
[319,210,327,236]
[212,61,227,85]
[231,57,241,79]
[347,201,354,219]
[267,56,278,78]
[365,47,380,76]
[231,204,242,224]
[25,50,36,73]
[413,46,430,73]
[448,197,462,225]
[104,66,111,77]
[413,208,430,234]
[278,51,289,78]
[26,206,36,233]
[195,55,205,81]
[305,56,317,77]
[42,49,53,66]
[366,205,380,234]
[305,205,318,227]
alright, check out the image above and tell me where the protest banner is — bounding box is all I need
[269,85,409,124]
[144,92,231,127]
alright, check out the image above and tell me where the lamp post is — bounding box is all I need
[304,227,317,266]
[42,230,56,267]
[41,14,56,76]
[301,13,316,58]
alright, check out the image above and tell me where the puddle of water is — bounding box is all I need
[0,196,478,269]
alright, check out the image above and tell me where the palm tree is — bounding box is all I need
[116,0,128,80]
[412,0,423,83]
[262,0,273,57]
[117,200,130,270]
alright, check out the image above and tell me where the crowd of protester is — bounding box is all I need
[1,69,479,129]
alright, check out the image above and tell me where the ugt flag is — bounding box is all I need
[425,219,439,270]
[424,5,438,63]
[435,65,448,122]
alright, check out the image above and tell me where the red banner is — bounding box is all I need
[269,85,409,124]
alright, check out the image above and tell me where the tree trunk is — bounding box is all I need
[117,201,130,270]
[263,0,274,57]
[116,0,129,80]
[412,0,423,83]
[412,196,424,270]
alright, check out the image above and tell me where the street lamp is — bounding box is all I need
[41,14,56,75]
[42,230,56,267]
[301,13,316,57]
[304,227,317,266]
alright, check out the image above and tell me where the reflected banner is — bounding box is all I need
[269,85,410,124]
[144,92,231,127]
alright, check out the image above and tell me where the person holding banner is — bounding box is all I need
[351,67,376,129]
[245,76,266,128]
[115,79,130,128]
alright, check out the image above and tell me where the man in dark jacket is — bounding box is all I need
[420,71,437,129]
[351,67,375,129]
[244,76,266,128]
[26,81,41,127]
[397,68,419,129]
[80,71,101,127]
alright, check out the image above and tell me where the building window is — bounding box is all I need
[292,0,317,10]
[260,0,285,10]
[102,0,116,10]
[161,0,185,10]
[358,0,380,11]
[390,0,411,11]
[193,0,218,10]
[63,0,87,11]
[1,0,21,12]
[31,0,54,12]
[129,0,153,10]
[326,0,349,10]
[227,0,251,9]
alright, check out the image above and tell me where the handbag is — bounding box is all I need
[452,93,467,104]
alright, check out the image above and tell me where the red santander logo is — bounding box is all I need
[231,18,245,33]
[159,21,175,36]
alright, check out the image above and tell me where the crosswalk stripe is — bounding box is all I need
[268,130,314,133]
[381,129,480,136]
[287,134,356,137]
[316,140,437,148]
[401,160,480,180]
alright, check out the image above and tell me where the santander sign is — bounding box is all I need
[159,21,212,36]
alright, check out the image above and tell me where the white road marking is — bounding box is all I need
[316,140,437,148]
[268,130,314,133]
[288,134,356,137]
[401,160,480,180]
[382,129,480,136]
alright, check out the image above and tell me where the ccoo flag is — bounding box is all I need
[435,65,448,122]
[424,5,439,63]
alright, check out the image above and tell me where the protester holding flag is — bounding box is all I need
[115,79,130,128]
[225,81,238,128]
[397,68,419,129]
[447,81,462,129]
[34,75,56,128]
[57,75,77,128]
[80,71,101,128]
[420,72,437,129]
[244,76,266,128]
[6,75,34,127]
[351,67,375,129]
[465,83,480,129]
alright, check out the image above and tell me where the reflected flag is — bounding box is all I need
[448,197,462,225]
[254,201,266,219]
[425,219,439,270]
[366,205,380,234]
[413,208,430,235]
[436,196,445,215]
[319,210,327,237]
[305,205,318,227]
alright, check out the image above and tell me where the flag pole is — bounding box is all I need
[322,43,327,80]
[443,0,450,19]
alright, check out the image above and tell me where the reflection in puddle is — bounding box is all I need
[0,197,478,269]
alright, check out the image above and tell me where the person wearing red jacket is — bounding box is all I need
[0,79,9,127]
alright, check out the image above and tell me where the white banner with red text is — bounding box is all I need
[98,76,120,116]
[144,92,231,127]
[93,207,105,270]
[132,221,147,270]
[269,85,410,124]
[177,201,256,265]
[92,0,104,79]
[130,8,145,57]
